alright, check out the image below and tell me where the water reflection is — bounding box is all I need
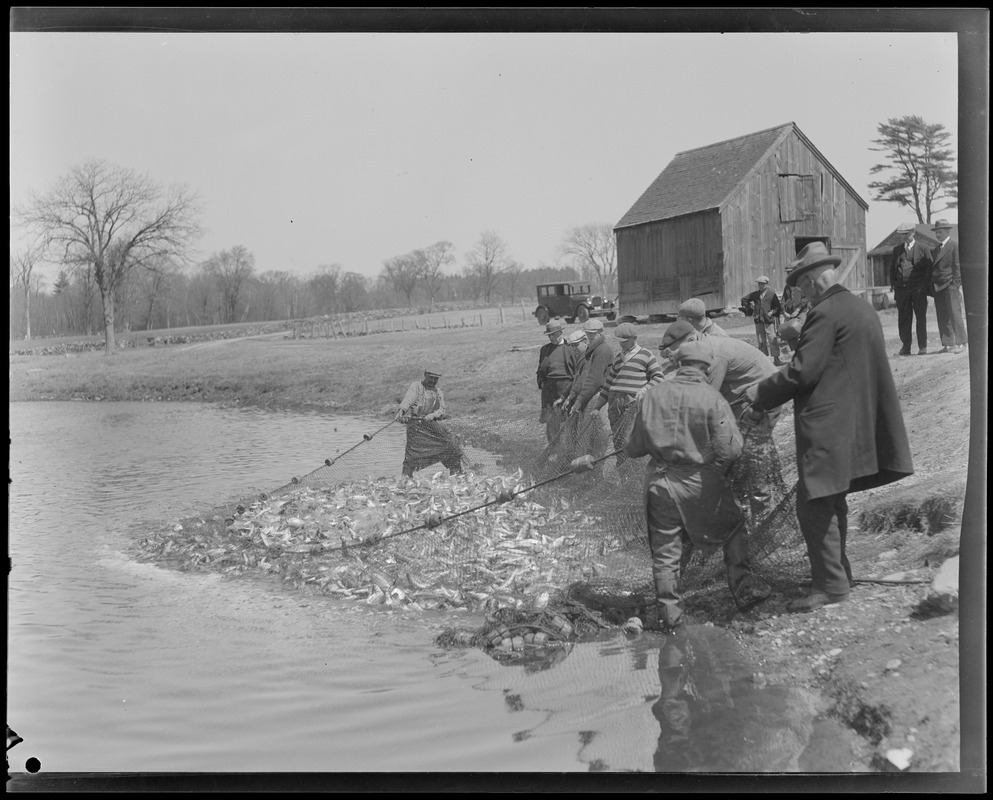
[652,625,818,772]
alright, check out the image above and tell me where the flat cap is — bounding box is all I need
[896,222,916,233]
[660,319,697,348]
[675,340,713,367]
[582,317,604,332]
[677,298,707,320]
[565,330,587,344]
[614,322,638,340]
[756,276,770,284]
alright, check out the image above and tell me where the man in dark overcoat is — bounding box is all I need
[929,219,967,354]
[744,242,914,612]
[889,222,933,356]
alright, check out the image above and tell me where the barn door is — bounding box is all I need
[832,245,864,293]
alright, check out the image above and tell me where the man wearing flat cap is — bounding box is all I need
[889,222,933,356]
[677,298,729,339]
[589,322,664,464]
[928,220,967,354]
[396,367,465,478]
[536,319,579,443]
[627,340,771,630]
[740,276,784,365]
[563,317,615,416]
[744,242,914,613]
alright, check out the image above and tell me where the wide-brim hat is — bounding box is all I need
[675,340,713,367]
[786,242,842,287]
[931,219,954,231]
[613,322,638,340]
[660,319,696,348]
[544,319,565,335]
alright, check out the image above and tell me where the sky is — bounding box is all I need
[10,26,964,287]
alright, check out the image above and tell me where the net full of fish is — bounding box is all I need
[132,469,627,613]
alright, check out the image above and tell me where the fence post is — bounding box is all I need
[521,300,526,321]
[479,313,483,327]
[499,306,505,325]
[365,319,370,335]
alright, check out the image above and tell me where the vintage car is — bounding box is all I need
[532,282,617,325]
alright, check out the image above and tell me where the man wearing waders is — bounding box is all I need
[740,276,784,365]
[626,341,771,632]
[395,367,464,478]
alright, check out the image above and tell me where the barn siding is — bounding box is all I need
[616,210,723,317]
[721,130,867,303]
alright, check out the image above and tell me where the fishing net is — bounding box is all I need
[133,395,810,656]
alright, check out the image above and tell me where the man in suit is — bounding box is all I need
[929,219,967,354]
[740,276,784,365]
[889,222,933,356]
[744,242,914,612]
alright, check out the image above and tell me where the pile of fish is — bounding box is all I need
[132,469,639,614]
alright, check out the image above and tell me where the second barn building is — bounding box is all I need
[614,122,868,319]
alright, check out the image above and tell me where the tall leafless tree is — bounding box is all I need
[382,253,422,308]
[415,241,455,309]
[203,245,256,324]
[16,159,201,353]
[10,245,42,340]
[559,222,617,296]
[464,230,512,305]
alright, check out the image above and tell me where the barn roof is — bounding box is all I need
[615,122,868,230]
[868,222,958,258]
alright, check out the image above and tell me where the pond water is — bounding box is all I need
[8,401,855,777]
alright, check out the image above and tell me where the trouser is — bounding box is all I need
[607,393,637,469]
[540,378,573,443]
[402,454,463,478]
[894,285,929,351]
[795,484,852,596]
[754,321,781,359]
[933,286,968,347]
[646,484,753,628]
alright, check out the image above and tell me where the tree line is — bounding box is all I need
[10,160,618,351]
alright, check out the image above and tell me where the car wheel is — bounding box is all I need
[605,312,617,321]
[535,307,550,325]
[576,305,590,324]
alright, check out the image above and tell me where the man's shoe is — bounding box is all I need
[937,346,951,354]
[896,348,912,357]
[917,348,928,355]
[736,582,772,613]
[950,345,965,354]
[786,591,849,613]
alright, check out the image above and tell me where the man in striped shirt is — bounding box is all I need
[589,322,665,464]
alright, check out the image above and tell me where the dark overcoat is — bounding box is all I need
[753,284,913,499]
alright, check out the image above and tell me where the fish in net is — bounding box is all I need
[132,399,807,655]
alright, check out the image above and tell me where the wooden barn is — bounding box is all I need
[613,122,869,318]
[867,222,957,287]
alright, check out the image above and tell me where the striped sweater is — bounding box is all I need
[597,346,664,398]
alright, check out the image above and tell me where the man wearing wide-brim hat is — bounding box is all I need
[743,242,914,613]
[928,219,967,354]
[626,339,772,630]
[889,222,933,356]
[536,318,579,443]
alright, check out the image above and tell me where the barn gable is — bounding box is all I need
[615,122,867,231]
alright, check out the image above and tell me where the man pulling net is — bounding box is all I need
[395,366,465,478]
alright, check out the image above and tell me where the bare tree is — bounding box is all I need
[134,257,181,330]
[868,116,958,224]
[309,264,342,315]
[16,160,201,353]
[10,246,42,339]
[502,260,525,303]
[382,253,422,308]
[559,223,617,295]
[416,241,455,309]
[464,230,512,305]
[339,271,369,313]
[203,245,255,324]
